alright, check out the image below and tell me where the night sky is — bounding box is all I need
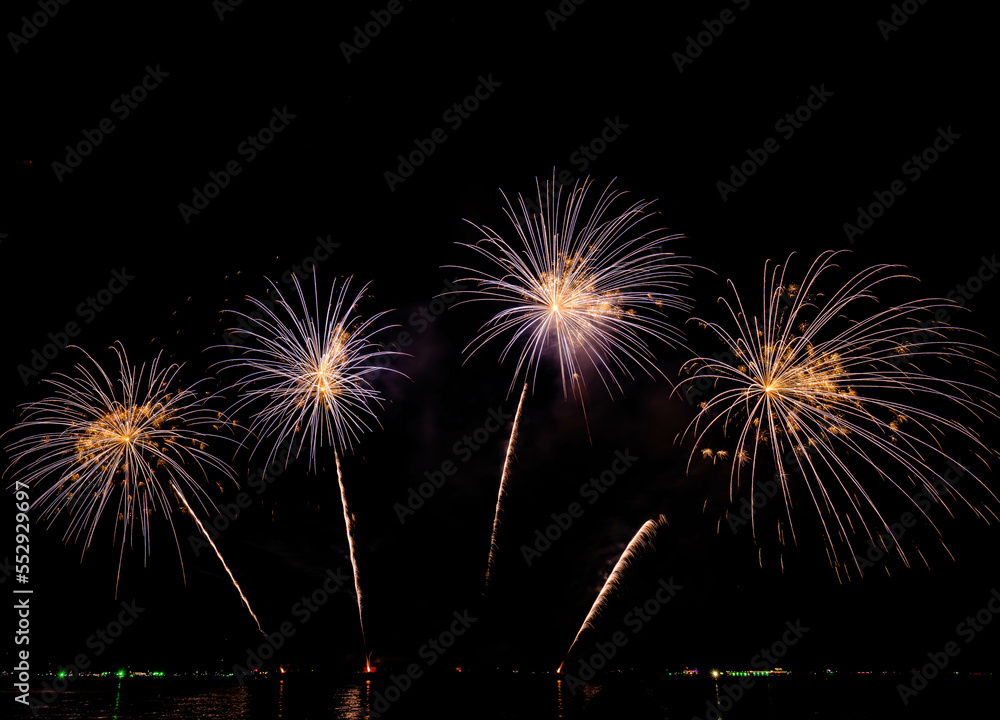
[3,0,998,682]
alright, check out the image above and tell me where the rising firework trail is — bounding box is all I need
[336,449,369,670]
[3,343,262,629]
[484,381,526,592]
[677,250,999,579]
[173,485,262,632]
[450,174,693,591]
[557,515,666,673]
[222,273,402,667]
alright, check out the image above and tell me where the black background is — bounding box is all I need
[2,0,997,690]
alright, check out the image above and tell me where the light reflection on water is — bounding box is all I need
[329,677,367,719]
[166,683,249,719]
[2,673,991,719]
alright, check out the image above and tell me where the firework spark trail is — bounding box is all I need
[2,344,264,625]
[677,250,999,578]
[557,515,665,673]
[336,449,368,667]
[452,175,693,591]
[173,483,263,633]
[222,273,402,667]
[484,381,527,593]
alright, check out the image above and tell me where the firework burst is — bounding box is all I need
[452,174,694,400]
[223,274,401,472]
[222,273,402,668]
[557,515,666,673]
[451,174,693,591]
[3,343,261,630]
[677,250,999,578]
